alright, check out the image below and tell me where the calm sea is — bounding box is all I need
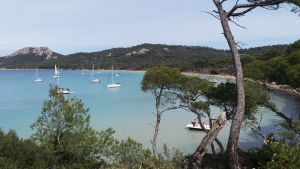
[0,70,299,154]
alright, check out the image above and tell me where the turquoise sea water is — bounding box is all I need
[0,70,299,154]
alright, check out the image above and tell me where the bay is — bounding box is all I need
[0,70,299,154]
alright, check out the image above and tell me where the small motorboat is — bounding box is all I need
[58,88,75,94]
[186,123,210,131]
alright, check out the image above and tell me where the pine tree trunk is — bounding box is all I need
[152,90,162,160]
[213,1,246,168]
[192,112,227,168]
[151,112,160,159]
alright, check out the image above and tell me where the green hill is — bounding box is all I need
[0,43,288,74]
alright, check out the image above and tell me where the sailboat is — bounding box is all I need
[107,66,122,88]
[52,64,75,94]
[90,64,100,83]
[53,64,59,78]
[34,67,43,82]
[81,64,85,75]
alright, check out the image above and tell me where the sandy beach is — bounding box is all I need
[182,72,235,80]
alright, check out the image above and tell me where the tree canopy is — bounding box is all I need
[245,39,300,89]
[31,86,117,168]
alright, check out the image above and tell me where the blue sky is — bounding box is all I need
[0,0,299,56]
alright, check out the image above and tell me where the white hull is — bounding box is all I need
[53,75,59,78]
[107,83,122,88]
[58,88,75,94]
[186,123,210,131]
[90,79,100,83]
[35,78,43,82]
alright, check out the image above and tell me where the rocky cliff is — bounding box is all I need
[7,47,58,60]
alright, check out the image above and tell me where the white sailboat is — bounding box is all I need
[81,64,86,75]
[52,64,75,94]
[53,64,59,78]
[90,64,100,83]
[107,66,122,88]
[34,67,43,82]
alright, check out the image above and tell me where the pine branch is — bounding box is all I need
[226,0,286,17]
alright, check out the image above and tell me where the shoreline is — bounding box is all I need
[262,83,300,97]
[183,72,300,97]
[0,68,145,73]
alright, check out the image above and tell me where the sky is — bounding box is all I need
[0,0,299,56]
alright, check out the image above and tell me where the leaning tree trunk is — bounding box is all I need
[192,112,227,168]
[213,1,246,168]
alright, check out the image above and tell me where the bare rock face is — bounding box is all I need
[7,47,57,59]
[126,48,150,56]
[163,47,169,52]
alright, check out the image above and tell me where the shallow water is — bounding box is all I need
[0,70,299,154]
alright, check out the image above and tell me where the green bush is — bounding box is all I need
[250,141,300,169]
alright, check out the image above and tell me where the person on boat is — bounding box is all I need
[191,119,197,126]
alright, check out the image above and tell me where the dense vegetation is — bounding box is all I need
[244,39,300,89]
[0,43,287,73]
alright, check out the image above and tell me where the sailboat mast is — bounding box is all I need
[111,65,114,83]
[90,64,93,80]
[92,64,95,79]
[35,67,38,79]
